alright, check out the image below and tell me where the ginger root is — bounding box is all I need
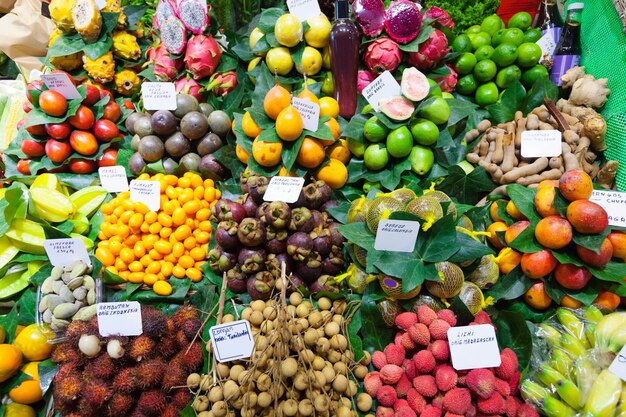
[569,75,610,108]
[596,161,619,189]
[560,66,587,89]
[582,116,607,151]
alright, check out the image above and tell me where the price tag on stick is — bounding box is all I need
[141,82,177,110]
[40,73,82,100]
[590,190,626,227]
[286,0,322,21]
[130,180,161,211]
[448,324,501,370]
[263,176,305,203]
[97,302,143,336]
[99,166,129,193]
[361,71,402,112]
[209,320,255,363]
[292,97,320,132]
[44,238,91,267]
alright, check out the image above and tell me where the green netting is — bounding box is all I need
[576,0,626,191]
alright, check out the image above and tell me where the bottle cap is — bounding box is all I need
[567,2,584,10]
[335,0,349,19]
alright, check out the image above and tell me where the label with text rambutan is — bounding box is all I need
[97,302,143,336]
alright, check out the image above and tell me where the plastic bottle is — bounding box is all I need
[551,3,583,86]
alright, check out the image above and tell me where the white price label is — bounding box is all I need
[44,239,91,267]
[609,344,626,381]
[448,324,502,371]
[520,130,562,158]
[95,0,106,9]
[40,73,82,100]
[590,190,626,227]
[374,220,420,252]
[130,180,161,211]
[263,176,305,203]
[209,320,255,363]
[362,71,402,112]
[536,33,557,62]
[97,302,143,336]
[292,96,320,132]
[141,82,177,111]
[99,166,129,193]
[286,0,322,21]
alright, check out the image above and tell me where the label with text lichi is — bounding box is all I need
[448,324,501,370]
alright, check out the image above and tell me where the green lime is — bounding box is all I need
[427,78,442,97]
[363,116,389,143]
[495,65,522,88]
[502,28,525,46]
[523,28,542,43]
[466,25,482,34]
[454,52,477,75]
[442,92,454,99]
[364,143,389,170]
[386,126,414,158]
[410,118,439,146]
[347,137,366,158]
[475,45,495,61]
[409,145,435,175]
[418,97,450,125]
[520,64,549,88]
[507,11,532,31]
[516,42,543,68]
[475,82,499,106]
[321,72,334,96]
[452,34,473,53]
[481,14,504,36]
[492,43,519,67]
[456,74,478,95]
[361,104,373,114]
[362,181,381,193]
[469,32,491,50]
[491,29,507,46]
[473,59,497,82]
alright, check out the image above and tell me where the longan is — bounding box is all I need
[281,357,298,378]
[332,374,348,393]
[324,321,340,337]
[249,310,264,326]
[187,373,201,389]
[257,391,272,408]
[208,386,224,403]
[317,297,331,310]
[357,393,373,412]
[289,292,303,306]
[250,300,266,311]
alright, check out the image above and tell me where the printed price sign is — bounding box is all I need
[141,82,177,110]
[536,33,557,62]
[97,302,143,336]
[130,180,161,211]
[448,324,501,370]
[263,176,305,203]
[286,0,322,21]
[609,344,626,381]
[44,238,91,267]
[99,166,129,193]
[590,190,626,227]
[362,71,402,112]
[292,96,320,132]
[209,320,255,363]
[41,73,82,100]
[520,130,562,158]
[374,220,420,252]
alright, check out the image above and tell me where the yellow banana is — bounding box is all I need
[6,219,46,255]
[584,305,605,346]
[0,235,19,271]
[30,187,75,222]
[538,364,566,386]
[595,313,626,353]
[541,396,577,417]
[555,378,583,409]
[550,349,574,378]
[560,333,587,357]
[521,380,553,406]
[583,369,622,417]
[70,186,108,218]
[557,308,590,348]
[540,323,563,347]
[616,384,626,417]
[575,355,600,402]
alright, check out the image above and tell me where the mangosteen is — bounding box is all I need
[215,220,239,250]
[125,112,144,135]
[322,245,345,275]
[237,218,265,247]
[128,152,146,175]
[256,202,270,223]
[199,154,226,181]
[240,194,258,218]
[238,248,266,275]
[311,210,325,229]
[289,207,315,233]
[302,181,332,209]
[264,201,291,229]
[164,132,191,158]
[225,266,247,293]
[328,222,345,247]
[287,232,313,261]
[162,158,179,175]
[239,171,250,194]
[247,175,269,204]
[196,132,223,156]
[247,271,274,301]
[266,225,288,254]
[295,252,323,283]
[289,274,307,290]
[321,200,339,212]
[310,229,332,257]
[151,110,177,136]
[310,275,338,294]
[208,247,237,272]
[211,199,246,223]
[266,253,293,279]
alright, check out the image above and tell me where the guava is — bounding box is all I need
[418,97,450,125]
[409,145,434,175]
[401,67,430,101]
[379,95,415,121]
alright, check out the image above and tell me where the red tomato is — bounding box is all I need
[69,131,98,156]
[93,119,120,142]
[82,85,101,107]
[16,160,31,175]
[68,105,95,130]
[45,122,71,140]
[122,100,135,110]
[98,148,118,167]
[45,139,72,163]
[69,158,97,174]
[25,124,46,137]
[21,139,45,157]
[102,101,121,123]
[38,90,67,117]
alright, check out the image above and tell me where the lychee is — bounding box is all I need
[413,350,435,373]
[395,312,418,330]
[495,377,511,396]
[437,309,457,326]
[501,348,519,370]
[376,406,395,417]
[372,350,388,370]
[381,364,404,384]
[429,319,451,341]
[395,374,412,398]
[394,399,410,410]
[516,403,540,417]
[503,395,521,417]
[407,388,426,413]
[467,405,477,417]
[509,370,521,395]
[395,406,417,417]
[384,343,406,366]
[364,372,383,396]
[417,305,438,325]
[402,358,417,380]
[413,375,437,397]
[401,332,417,350]
[477,392,505,414]
[429,339,450,361]
[408,323,430,345]
[495,353,516,380]
[466,368,496,399]
[443,413,464,417]
[473,310,492,325]
[432,393,444,409]
[435,365,458,392]
[442,388,471,414]
[377,385,398,407]
[421,405,443,417]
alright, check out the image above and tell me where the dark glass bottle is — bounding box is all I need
[329,0,360,119]
[551,3,583,86]
[537,0,564,32]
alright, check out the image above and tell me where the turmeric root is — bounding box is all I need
[582,116,607,151]
[596,161,619,189]
[500,157,549,184]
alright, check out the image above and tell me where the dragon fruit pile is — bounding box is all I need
[148,0,236,101]
[364,307,539,417]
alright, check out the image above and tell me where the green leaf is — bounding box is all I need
[523,76,559,115]
[257,127,282,143]
[438,166,496,205]
[5,184,29,224]
[359,294,395,353]
[416,214,459,262]
[588,261,626,283]
[28,263,53,286]
[572,228,610,255]
[326,202,351,224]
[398,26,435,52]
[83,35,114,60]
[25,96,83,127]
[0,304,18,344]
[247,106,275,129]
[46,32,85,58]
[257,8,284,33]
[491,309,533,371]
[179,405,196,417]
[281,135,305,172]
[486,81,526,123]
[508,225,543,253]
[347,297,364,361]
[38,359,58,396]
[343,113,367,141]
[506,184,541,224]
[374,255,429,293]
[124,5,148,27]
[450,231,494,262]
[337,222,375,251]
[16,288,37,325]
[446,98,479,126]
[485,266,534,301]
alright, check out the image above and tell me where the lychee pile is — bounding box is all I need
[51,306,204,417]
[365,306,540,417]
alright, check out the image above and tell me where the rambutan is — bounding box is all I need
[429,339,450,361]
[173,305,198,327]
[442,388,471,414]
[55,363,79,381]
[407,388,426,413]
[477,392,504,414]
[377,385,398,407]
[412,375,437,397]
[137,389,167,414]
[429,319,451,341]
[436,309,457,326]
[135,359,166,388]
[372,350,388,370]
[64,320,93,345]
[466,368,496,399]
[54,374,82,404]
[435,365,457,392]
[85,353,118,379]
[159,336,178,359]
[171,389,193,409]
[421,405,443,417]
[181,317,203,340]
[113,367,138,393]
[395,374,412,398]
[160,405,179,417]
[176,341,204,372]
[413,350,435,373]
[129,335,156,362]
[384,343,406,366]
[78,398,100,417]
[165,317,175,334]
[162,364,187,390]
[417,305,438,326]
[82,378,113,407]
[175,330,190,349]
[51,343,81,364]
[107,393,134,416]
[141,307,168,339]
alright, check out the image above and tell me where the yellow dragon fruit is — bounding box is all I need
[128,22,145,39]
[50,0,75,33]
[83,51,115,83]
[72,0,103,44]
[48,28,83,71]
[115,69,140,96]
[102,0,127,28]
[112,31,141,61]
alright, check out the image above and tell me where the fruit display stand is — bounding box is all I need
[0,1,625,417]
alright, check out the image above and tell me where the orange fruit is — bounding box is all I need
[534,215,572,249]
[315,158,348,189]
[325,138,351,164]
[296,137,325,169]
[495,247,521,274]
[559,169,593,201]
[534,186,560,217]
[560,295,583,309]
[276,106,304,141]
[486,221,508,249]
[319,96,339,118]
[608,231,626,261]
[0,344,23,382]
[319,117,340,146]
[252,137,283,167]
[241,111,262,138]
[263,84,291,120]
[38,90,67,117]
[504,220,530,245]
[278,166,296,176]
[5,403,36,417]
[505,200,526,220]
[297,85,319,104]
[13,324,53,361]
[490,200,506,222]
[594,290,620,310]
[523,281,552,310]
[235,144,250,164]
[9,362,42,404]
[537,179,559,189]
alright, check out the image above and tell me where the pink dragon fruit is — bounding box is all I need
[357,70,375,94]
[207,71,238,96]
[155,0,178,30]
[177,0,209,35]
[384,0,422,44]
[433,65,457,92]
[406,29,449,70]
[423,6,454,29]
[175,76,205,101]
[161,16,187,55]
[364,37,402,75]
[184,34,222,80]
[148,45,184,82]
[353,0,386,37]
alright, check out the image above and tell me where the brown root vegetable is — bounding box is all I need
[516,168,563,186]
[560,66,587,89]
[582,116,607,151]
[500,157,549,184]
[569,75,610,108]
[556,98,601,122]
[596,161,619,189]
